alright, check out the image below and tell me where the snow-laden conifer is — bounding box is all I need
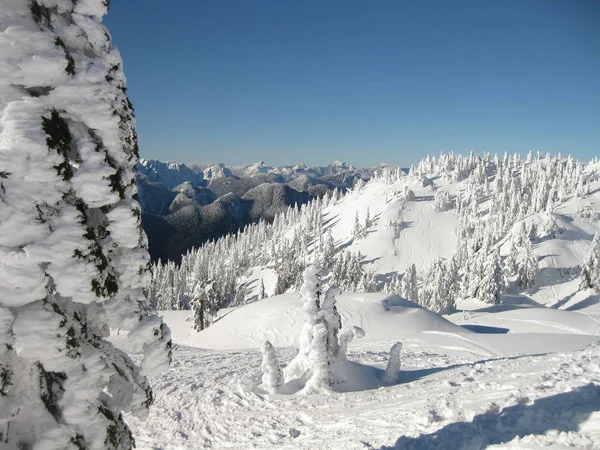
[353,211,363,239]
[477,251,504,304]
[284,265,323,380]
[580,232,600,291]
[516,239,538,290]
[504,241,518,277]
[383,342,403,385]
[302,322,332,393]
[400,263,418,303]
[0,3,171,448]
[261,340,283,394]
[285,263,348,392]
[191,295,206,332]
[259,278,266,299]
[433,189,452,212]
[419,259,455,313]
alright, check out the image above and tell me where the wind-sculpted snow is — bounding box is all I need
[160,292,600,357]
[126,338,600,449]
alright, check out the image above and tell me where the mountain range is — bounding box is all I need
[136,159,382,261]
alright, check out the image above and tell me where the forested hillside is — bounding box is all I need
[135,158,376,261]
[149,151,600,330]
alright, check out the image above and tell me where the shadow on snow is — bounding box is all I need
[376,383,600,450]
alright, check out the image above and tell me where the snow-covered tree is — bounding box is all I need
[353,211,363,239]
[477,251,504,304]
[261,340,283,394]
[284,265,324,380]
[580,232,600,291]
[191,298,206,332]
[302,321,332,393]
[400,263,418,303]
[383,342,403,385]
[419,259,456,313]
[503,242,518,280]
[0,2,171,448]
[259,278,266,299]
[285,263,348,392]
[516,239,538,290]
[433,189,452,212]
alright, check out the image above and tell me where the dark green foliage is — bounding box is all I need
[98,404,115,422]
[99,406,135,449]
[97,225,109,240]
[91,272,118,298]
[0,171,8,200]
[42,109,73,180]
[105,64,120,83]
[104,273,118,295]
[0,365,12,396]
[108,169,126,199]
[26,86,53,98]
[70,435,85,450]
[37,364,67,421]
[89,130,105,153]
[30,1,42,23]
[54,37,75,75]
[65,326,78,351]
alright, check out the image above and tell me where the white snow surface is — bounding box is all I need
[131,163,600,449]
[127,290,600,449]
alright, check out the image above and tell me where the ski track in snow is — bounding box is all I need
[127,344,600,450]
[131,164,600,449]
[421,330,502,358]
[487,317,590,335]
[421,213,434,269]
[544,247,560,304]
[401,206,417,268]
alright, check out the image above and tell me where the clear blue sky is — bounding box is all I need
[105,0,599,168]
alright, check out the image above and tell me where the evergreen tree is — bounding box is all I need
[516,239,538,289]
[285,263,346,391]
[477,251,504,304]
[504,241,518,277]
[580,232,600,291]
[284,265,324,380]
[419,259,455,313]
[261,340,283,394]
[400,263,418,303]
[259,278,267,299]
[191,298,205,332]
[303,322,331,393]
[353,211,363,239]
[383,342,403,385]
[0,2,171,448]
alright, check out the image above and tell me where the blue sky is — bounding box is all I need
[105,0,599,168]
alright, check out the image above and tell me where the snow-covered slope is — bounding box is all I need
[126,288,600,449]
[163,292,599,358]
[138,154,600,448]
[324,176,459,274]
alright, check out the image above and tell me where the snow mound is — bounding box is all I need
[163,293,465,349]
[162,291,600,359]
